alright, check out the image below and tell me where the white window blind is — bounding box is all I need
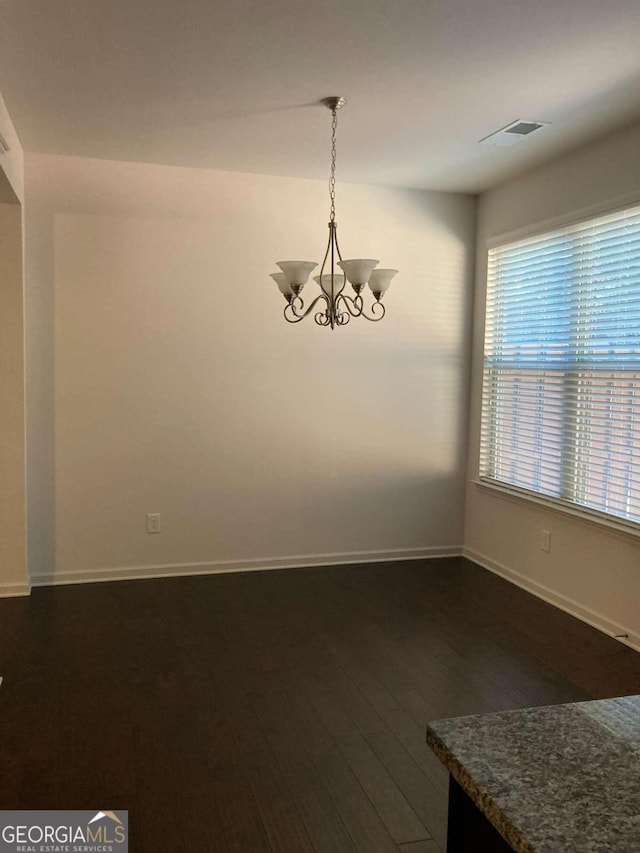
[480,204,640,527]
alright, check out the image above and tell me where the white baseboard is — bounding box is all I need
[463,547,640,654]
[0,581,31,598]
[31,545,463,588]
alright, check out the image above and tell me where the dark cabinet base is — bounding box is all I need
[447,778,515,852]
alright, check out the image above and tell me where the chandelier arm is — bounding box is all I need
[284,292,330,323]
[358,299,387,322]
[283,307,306,324]
[336,292,364,318]
[333,223,344,263]
[319,223,333,279]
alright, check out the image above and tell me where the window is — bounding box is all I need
[480,204,640,528]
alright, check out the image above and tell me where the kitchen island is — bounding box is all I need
[426,694,640,852]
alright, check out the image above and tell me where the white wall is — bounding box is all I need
[25,153,475,584]
[464,120,640,649]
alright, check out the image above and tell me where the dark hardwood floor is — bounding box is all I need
[1,557,639,852]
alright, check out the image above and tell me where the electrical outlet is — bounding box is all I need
[146,513,161,534]
[540,529,551,553]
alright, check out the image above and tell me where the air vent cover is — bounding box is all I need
[480,119,550,147]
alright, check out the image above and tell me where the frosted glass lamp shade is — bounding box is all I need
[276,261,317,287]
[338,259,379,286]
[313,273,345,296]
[270,273,294,299]
[368,269,398,297]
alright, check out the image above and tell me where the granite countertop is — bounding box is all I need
[426,694,640,853]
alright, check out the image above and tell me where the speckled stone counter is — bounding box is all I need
[426,694,640,853]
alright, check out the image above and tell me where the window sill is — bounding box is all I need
[471,478,640,543]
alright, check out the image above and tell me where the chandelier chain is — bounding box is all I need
[329,107,338,223]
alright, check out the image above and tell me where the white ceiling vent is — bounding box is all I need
[0,132,10,154]
[480,119,550,147]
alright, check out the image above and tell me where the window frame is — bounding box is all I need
[476,193,640,541]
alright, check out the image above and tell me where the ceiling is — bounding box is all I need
[1,0,639,193]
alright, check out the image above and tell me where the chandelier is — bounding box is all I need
[270,96,398,329]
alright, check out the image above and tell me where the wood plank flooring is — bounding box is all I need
[1,557,639,852]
